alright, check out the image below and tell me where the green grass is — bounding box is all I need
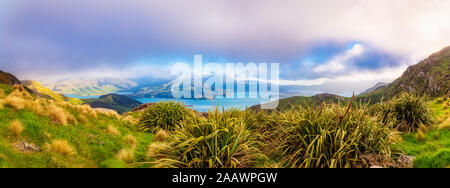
[395,97,450,168]
[395,130,450,168]
[0,99,154,168]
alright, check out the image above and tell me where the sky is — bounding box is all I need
[0,0,450,95]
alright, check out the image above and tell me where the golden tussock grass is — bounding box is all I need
[4,95,26,110]
[107,125,120,136]
[416,130,425,142]
[154,129,169,142]
[46,139,75,156]
[125,135,137,148]
[46,104,68,125]
[77,114,89,124]
[98,110,121,120]
[12,84,24,91]
[438,117,450,130]
[0,99,4,110]
[146,142,171,160]
[9,119,24,138]
[116,148,134,163]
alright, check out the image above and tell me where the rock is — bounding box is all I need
[397,155,415,168]
[14,139,41,153]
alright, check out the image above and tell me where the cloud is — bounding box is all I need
[313,44,365,73]
[0,0,449,93]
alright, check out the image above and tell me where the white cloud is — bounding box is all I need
[313,44,365,73]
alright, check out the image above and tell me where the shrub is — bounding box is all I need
[147,108,260,168]
[138,101,192,133]
[269,103,393,168]
[107,125,120,136]
[116,148,134,163]
[9,120,24,138]
[380,93,434,132]
[46,104,68,125]
[46,139,75,156]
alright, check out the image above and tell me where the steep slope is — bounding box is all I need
[360,46,450,101]
[0,76,153,168]
[22,80,83,105]
[0,70,22,86]
[84,94,143,114]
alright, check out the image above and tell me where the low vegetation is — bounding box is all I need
[138,101,193,133]
[378,93,434,132]
[0,84,154,168]
[1,81,448,168]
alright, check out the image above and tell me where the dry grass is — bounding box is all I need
[4,95,26,110]
[77,114,89,124]
[125,135,137,148]
[107,125,120,136]
[46,139,75,156]
[116,148,134,163]
[0,88,5,98]
[154,129,169,142]
[146,142,172,160]
[9,120,24,138]
[46,104,68,125]
[416,130,425,142]
[0,99,4,110]
[438,117,450,130]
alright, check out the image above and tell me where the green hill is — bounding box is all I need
[359,46,450,102]
[83,94,143,114]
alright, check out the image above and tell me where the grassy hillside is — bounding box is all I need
[395,97,450,168]
[0,84,153,168]
[22,80,83,105]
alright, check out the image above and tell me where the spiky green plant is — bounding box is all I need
[138,101,192,133]
[147,108,261,168]
[379,92,434,132]
[267,102,394,168]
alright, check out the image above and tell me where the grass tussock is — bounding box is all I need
[147,108,260,168]
[154,130,169,142]
[379,93,434,132]
[138,101,192,133]
[46,104,69,125]
[116,148,134,163]
[46,139,75,156]
[266,101,394,168]
[438,117,450,130]
[9,120,24,138]
[125,135,137,148]
[107,125,120,136]
[4,95,26,110]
